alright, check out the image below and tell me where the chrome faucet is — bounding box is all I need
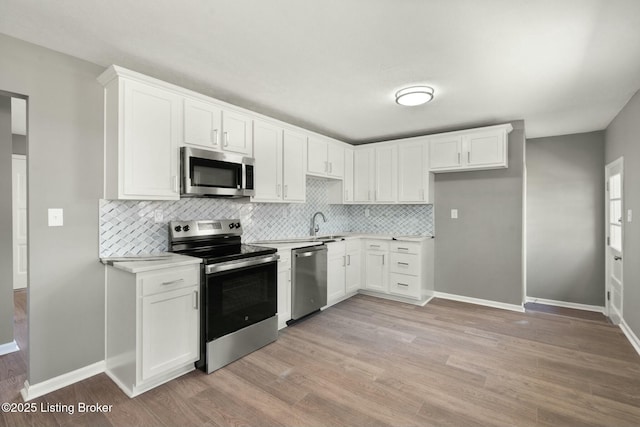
[310,211,327,237]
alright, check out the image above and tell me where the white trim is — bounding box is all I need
[525,297,605,314]
[433,291,525,313]
[357,289,432,306]
[619,318,640,357]
[20,361,105,401]
[0,340,19,356]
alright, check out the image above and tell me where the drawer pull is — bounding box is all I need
[161,278,185,286]
[193,290,199,309]
[397,247,409,251]
[369,244,380,248]
[397,283,409,287]
[397,262,409,266]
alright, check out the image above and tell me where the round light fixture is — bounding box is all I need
[395,86,434,106]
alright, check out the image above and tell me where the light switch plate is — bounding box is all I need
[451,209,458,219]
[48,208,64,227]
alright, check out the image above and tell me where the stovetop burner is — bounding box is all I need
[168,219,276,264]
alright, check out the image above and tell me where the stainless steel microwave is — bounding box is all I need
[181,147,255,198]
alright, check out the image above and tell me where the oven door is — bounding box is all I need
[204,255,277,341]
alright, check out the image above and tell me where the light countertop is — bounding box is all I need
[101,253,202,274]
[250,233,433,248]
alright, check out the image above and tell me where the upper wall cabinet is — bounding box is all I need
[251,119,306,203]
[428,124,513,173]
[183,97,253,156]
[99,73,181,200]
[307,137,344,179]
[397,138,434,204]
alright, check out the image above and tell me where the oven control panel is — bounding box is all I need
[169,219,242,240]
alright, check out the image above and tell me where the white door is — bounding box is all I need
[345,251,361,293]
[398,140,426,202]
[327,143,344,178]
[375,145,398,203]
[183,98,222,149]
[327,254,346,304]
[429,135,462,170]
[364,251,388,293]
[12,155,27,290]
[221,109,252,155]
[464,131,506,167]
[307,137,328,176]
[354,148,374,202]
[343,149,354,203]
[251,120,282,202]
[282,129,306,202]
[605,158,624,324]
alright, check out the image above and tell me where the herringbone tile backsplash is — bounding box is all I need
[99,177,434,256]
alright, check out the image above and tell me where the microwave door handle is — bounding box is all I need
[240,163,246,190]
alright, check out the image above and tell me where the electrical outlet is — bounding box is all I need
[364,208,370,217]
[628,209,633,223]
[451,209,458,219]
[154,209,164,223]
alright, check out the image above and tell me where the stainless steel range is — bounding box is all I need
[169,219,278,374]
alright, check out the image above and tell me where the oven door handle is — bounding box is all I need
[205,254,279,274]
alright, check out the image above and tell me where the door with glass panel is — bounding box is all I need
[605,158,623,323]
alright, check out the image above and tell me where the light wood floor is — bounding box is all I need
[3,293,640,426]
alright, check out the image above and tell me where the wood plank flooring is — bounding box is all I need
[2,293,640,426]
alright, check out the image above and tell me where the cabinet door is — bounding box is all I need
[283,130,307,202]
[183,98,222,149]
[354,148,374,202]
[252,120,282,202]
[429,135,462,171]
[345,251,361,293]
[307,137,329,176]
[141,286,199,381]
[327,254,346,304]
[343,149,354,203]
[464,131,507,168]
[364,251,388,293]
[122,80,180,199]
[327,143,344,178]
[222,109,252,155]
[277,268,291,329]
[398,141,428,203]
[374,145,397,203]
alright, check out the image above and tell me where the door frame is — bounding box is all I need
[605,157,624,322]
[12,154,27,290]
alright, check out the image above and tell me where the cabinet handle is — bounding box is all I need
[329,162,333,173]
[397,262,409,266]
[277,184,281,197]
[382,255,385,265]
[172,176,179,193]
[193,290,199,309]
[368,190,371,201]
[212,129,219,145]
[468,151,471,163]
[162,278,184,286]
[324,161,328,172]
[397,247,409,251]
[370,244,380,248]
[421,189,425,200]
[288,270,291,282]
[397,283,409,287]
[284,184,288,198]
[345,189,348,200]
[224,132,229,147]
[374,190,377,201]
[457,152,461,164]
[347,254,351,265]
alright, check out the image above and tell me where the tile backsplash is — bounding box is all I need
[99,177,434,256]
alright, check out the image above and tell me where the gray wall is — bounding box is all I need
[606,89,640,336]
[434,120,525,305]
[0,96,14,346]
[526,132,605,306]
[13,133,26,155]
[0,34,105,384]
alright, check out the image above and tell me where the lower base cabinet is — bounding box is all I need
[105,262,200,397]
[276,249,292,329]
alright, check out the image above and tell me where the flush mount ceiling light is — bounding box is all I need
[395,86,434,106]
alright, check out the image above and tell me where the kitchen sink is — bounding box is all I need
[253,234,349,245]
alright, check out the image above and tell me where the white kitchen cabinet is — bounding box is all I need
[276,249,292,329]
[100,73,181,200]
[106,262,201,397]
[397,138,434,203]
[428,124,512,173]
[345,240,362,294]
[251,119,306,203]
[363,240,389,293]
[222,109,253,156]
[327,241,347,305]
[327,147,354,204]
[183,97,222,149]
[374,144,397,203]
[354,148,375,202]
[307,137,344,178]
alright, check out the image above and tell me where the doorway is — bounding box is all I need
[605,157,623,324]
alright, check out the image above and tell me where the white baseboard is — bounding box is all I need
[357,289,431,306]
[0,340,19,356]
[525,297,605,313]
[21,360,105,401]
[433,292,525,313]
[619,318,640,357]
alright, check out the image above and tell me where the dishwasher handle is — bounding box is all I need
[293,245,327,258]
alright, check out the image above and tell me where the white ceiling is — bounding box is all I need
[2,0,640,143]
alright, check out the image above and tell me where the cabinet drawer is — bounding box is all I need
[140,265,200,296]
[389,273,420,299]
[364,240,389,251]
[390,253,419,276]
[390,242,420,254]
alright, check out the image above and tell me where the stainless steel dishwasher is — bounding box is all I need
[290,245,327,322]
